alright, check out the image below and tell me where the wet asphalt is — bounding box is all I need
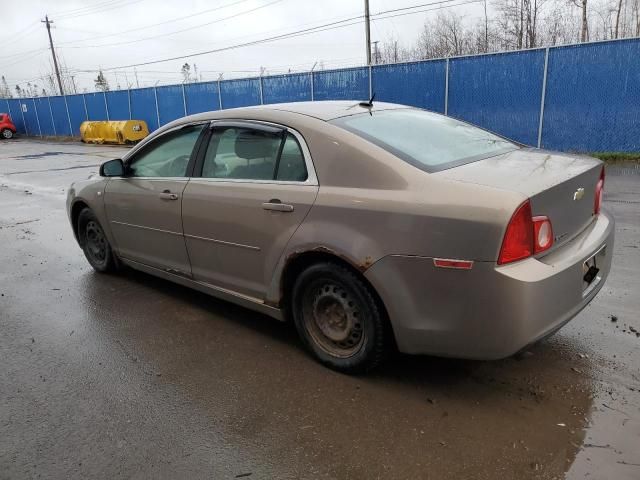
[0,139,638,480]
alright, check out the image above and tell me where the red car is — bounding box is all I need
[0,113,17,139]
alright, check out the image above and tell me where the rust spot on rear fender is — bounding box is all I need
[359,256,374,271]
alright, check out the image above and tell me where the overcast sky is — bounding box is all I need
[1,0,486,93]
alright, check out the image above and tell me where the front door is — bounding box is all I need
[182,122,318,299]
[104,124,205,275]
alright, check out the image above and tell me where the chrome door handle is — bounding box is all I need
[262,200,294,212]
[159,190,179,201]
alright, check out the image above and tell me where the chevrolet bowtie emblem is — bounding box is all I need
[573,187,585,201]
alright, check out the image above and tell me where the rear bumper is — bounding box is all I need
[364,210,615,359]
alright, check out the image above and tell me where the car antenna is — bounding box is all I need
[359,93,375,108]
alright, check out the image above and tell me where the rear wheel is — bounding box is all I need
[1,128,13,139]
[78,208,117,273]
[291,262,389,373]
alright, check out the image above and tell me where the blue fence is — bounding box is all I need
[4,37,640,152]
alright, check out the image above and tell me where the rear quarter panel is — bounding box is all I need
[264,123,526,305]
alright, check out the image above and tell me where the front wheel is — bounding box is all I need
[77,208,117,273]
[291,262,389,374]
[1,128,14,139]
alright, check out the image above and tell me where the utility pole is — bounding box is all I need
[364,0,372,65]
[41,15,64,96]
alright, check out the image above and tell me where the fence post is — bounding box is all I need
[537,48,550,149]
[63,94,73,136]
[153,86,160,129]
[127,88,132,120]
[19,99,28,135]
[33,98,42,137]
[444,57,450,116]
[82,94,89,120]
[218,77,223,110]
[310,71,314,101]
[368,64,373,99]
[182,84,187,115]
[259,75,264,105]
[47,97,57,136]
[6,99,15,131]
[103,91,110,121]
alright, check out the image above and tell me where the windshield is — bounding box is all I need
[331,109,519,172]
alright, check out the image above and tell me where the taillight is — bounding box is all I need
[498,200,554,265]
[594,166,605,215]
[498,200,533,265]
[532,216,553,254]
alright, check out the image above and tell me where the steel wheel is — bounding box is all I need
[77,207,117,273]
[85,220,107,265]
[292,262,389,373]
[302,281,366,358]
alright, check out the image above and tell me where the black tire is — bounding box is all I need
[291,262,389,374]
[1,128,14,140]
[77,208,117,273]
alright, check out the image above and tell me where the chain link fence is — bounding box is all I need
[3,37,640,152]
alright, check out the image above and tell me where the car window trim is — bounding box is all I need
[192,119,318,186]
[123,122,208,178]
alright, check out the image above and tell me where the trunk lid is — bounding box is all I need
[436,148,603,250]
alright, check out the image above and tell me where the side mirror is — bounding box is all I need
[100,158,125,177]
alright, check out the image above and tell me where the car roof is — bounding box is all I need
[248,100,408,121]
[174,101,410,126]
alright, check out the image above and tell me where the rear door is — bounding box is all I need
[182,121,319,299]
[104,124,205,275]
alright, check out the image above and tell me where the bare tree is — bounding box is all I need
[570,0,590,41]
[615,0,625,36]
[181,63,191,83]
[0,76,12,98]
[94,70,110,92]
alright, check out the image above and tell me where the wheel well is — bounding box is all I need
[280,251,390,327]
[70,200,89,244]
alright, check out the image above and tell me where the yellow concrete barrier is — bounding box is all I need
[80,120,149,144]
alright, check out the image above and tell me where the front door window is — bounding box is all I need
[128,125,204,177]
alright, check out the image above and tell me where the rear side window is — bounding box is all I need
[201,127,307,182]
[331,109,518,172]
[276,134,307,181]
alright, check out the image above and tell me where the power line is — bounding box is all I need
[373,0,483,22]
[3,0,479,92]
[55,0,252,45]
[77,0,474,72]
[0,22,41,48]
[55,0,147,21]
[86,16,364,72]
[0,49,47,70]
[59,0,286,49]
[0,47,49,61]
[51,0,129,17]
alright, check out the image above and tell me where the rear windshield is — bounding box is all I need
[330,109,518,172]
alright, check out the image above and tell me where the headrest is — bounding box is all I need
[234,130,276,160]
